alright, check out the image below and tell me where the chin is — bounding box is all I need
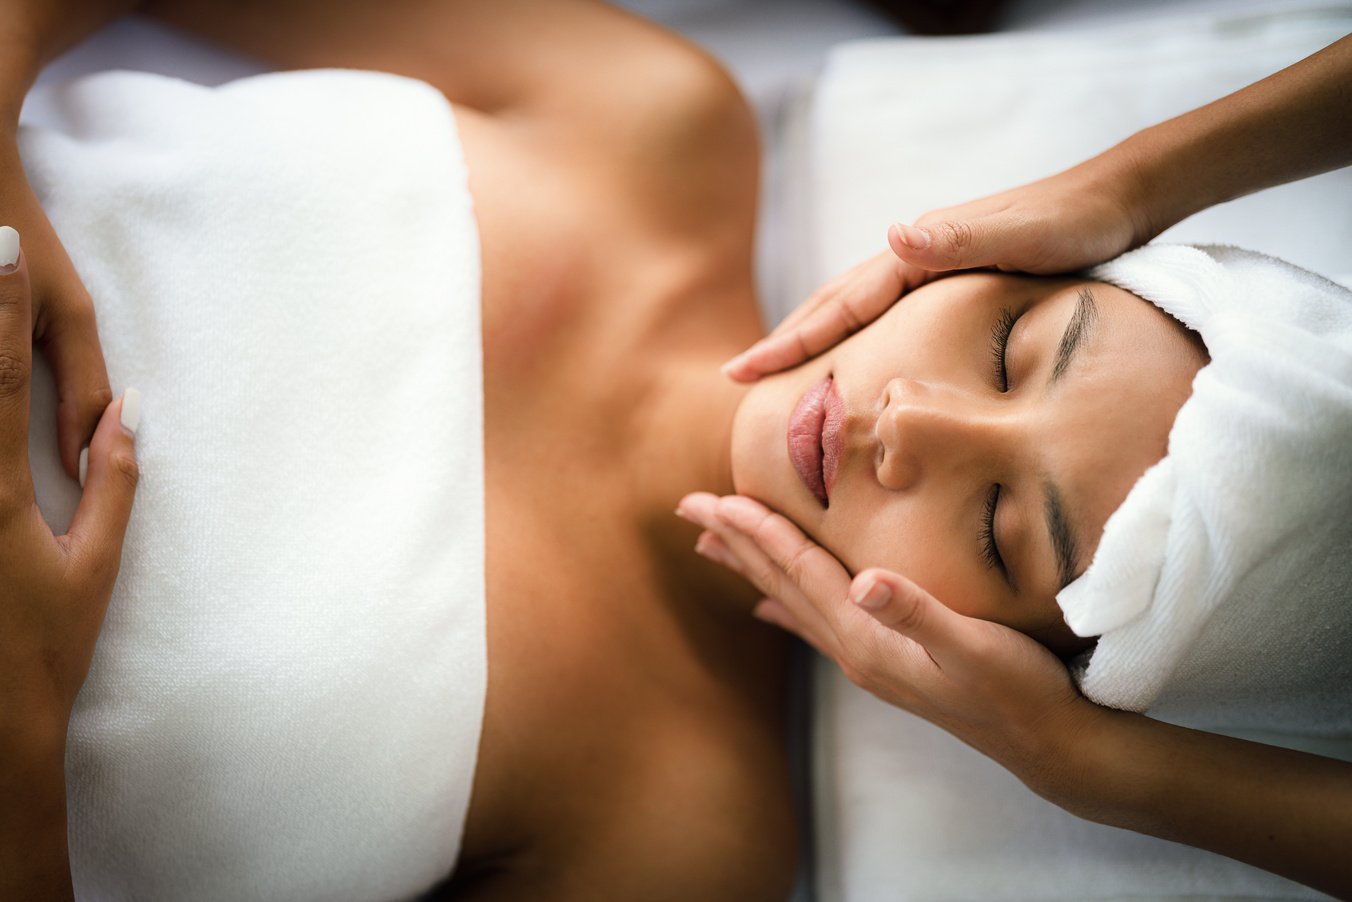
[729,373,791,501]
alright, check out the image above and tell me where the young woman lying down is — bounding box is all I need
[1,1,1348,899]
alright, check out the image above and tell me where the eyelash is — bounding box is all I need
[982,308,1017,578]
[979,484,1006,575]
[990,306,1016,391]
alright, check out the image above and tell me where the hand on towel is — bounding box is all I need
[677,491,1083,776]
[1,123,113,482]
[0,231,139,899]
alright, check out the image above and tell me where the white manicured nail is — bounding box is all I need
[79,446,89,488]
[120,388,142,436]
[0,226,19,270]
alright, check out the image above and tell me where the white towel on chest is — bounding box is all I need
[21,69,485,900]
[1058,245,1352,734]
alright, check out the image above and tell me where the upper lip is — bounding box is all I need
[821,379,844,501]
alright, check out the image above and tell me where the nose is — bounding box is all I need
[874,377,1012,491]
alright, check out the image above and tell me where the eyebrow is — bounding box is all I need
[1043,481,1081,591]
[1050,287,1098,383]
[1034,287,1098,590]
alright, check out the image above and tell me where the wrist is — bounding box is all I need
[1012,696,1112,814]
[1094,129,1188,248]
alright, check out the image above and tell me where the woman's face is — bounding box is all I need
[731,273,1207,653]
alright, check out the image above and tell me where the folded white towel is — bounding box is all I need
[1058,245,1352,732]
[22,70,485,900]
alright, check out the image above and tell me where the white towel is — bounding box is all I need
[1057,245,1352,732]
[21,70,486,900]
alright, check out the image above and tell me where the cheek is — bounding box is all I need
[816,494,997,620]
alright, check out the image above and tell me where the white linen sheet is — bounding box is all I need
[801,5,1352,900]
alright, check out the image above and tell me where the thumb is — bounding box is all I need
[67,388,141,579]
[889,218,1026,273]
[850,568,968,660]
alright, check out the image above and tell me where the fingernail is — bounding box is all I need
[79,446,89,488]
[719,356,746,378]
[120,388,142,436]
[0,226,19,272]
[894,223,931,250]
[852,576,891,610]
[674,505,691,521]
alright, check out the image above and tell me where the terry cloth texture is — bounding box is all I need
[1059,244,1352,733]
[22,69,486,900]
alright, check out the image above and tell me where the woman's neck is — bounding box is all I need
[623,346,766,616]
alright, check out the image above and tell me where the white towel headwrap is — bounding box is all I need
[1055,245,1352,732]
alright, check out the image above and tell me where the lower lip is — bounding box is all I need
[788,376,836,508]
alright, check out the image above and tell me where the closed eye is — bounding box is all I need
[979,483,1008,580]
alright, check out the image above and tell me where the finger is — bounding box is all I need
[720,325,817,383]
[33,279,112,481]
[849,568,972,665]
[889,217,1025,273]
[675,491,722,529]
[752,598,828,653]
[721,254,884,382]
[713,495,854,643]
[693,529,744,576]
[0,225,34,478]
[64,388,141,587]
[721,275,888,383]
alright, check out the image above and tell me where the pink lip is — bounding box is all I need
[822,379,844,502]
[788,376,842,508]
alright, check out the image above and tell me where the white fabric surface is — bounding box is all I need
[802,5,1352,900]
[21,70,485,901]
[1060,245,1352,728]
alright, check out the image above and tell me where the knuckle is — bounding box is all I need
[936,220,975,262]
[840,641,882,693]
[889,591,926,634]
[833,298,865,333]
[748,559,781,597]
[779,541,814,586]
[108,450,141,489]
[86,384,114,412]
[0,351,30,399]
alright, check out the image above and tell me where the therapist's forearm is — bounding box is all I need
[1111,34,1352,241]
[0,0,142,126]
[1032,702,1352,898]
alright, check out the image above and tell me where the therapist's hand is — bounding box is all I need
[720,249,940,382]
[0,230,139,898]
[721,156,1146,383]
[677,491,1086,779]
[0,131,113,481]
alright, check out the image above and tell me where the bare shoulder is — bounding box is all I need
[148,0,759,241]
